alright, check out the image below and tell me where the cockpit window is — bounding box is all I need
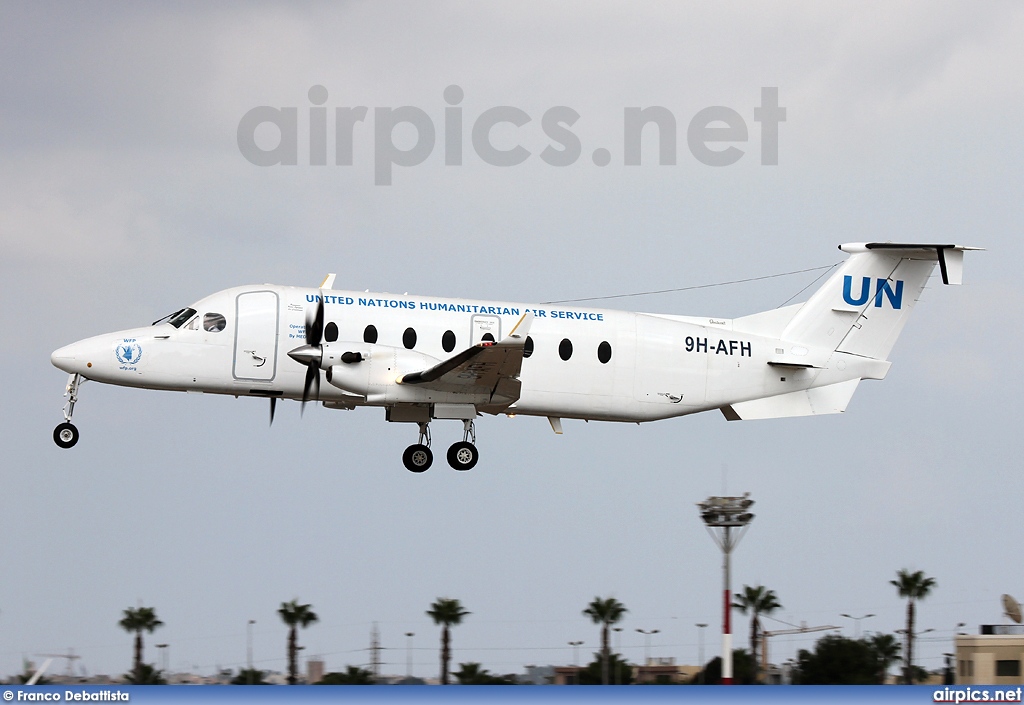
[203,313,226,333]
[153,308,198,328]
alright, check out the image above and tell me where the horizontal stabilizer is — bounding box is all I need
[721,379,861,421]
[840,243,982,285]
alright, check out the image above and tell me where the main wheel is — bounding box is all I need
[53,422,79,449]
[447,441,479,471]
[402,444,433,472]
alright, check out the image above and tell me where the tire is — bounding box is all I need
[447,441,478,471]
[402,444,432,473]
[53,422,79,449]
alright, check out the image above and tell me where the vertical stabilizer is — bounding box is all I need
[780,243,977,360]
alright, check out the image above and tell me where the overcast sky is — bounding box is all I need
[2,0,1023,682]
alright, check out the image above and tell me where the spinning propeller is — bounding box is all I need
[285,292,325,417]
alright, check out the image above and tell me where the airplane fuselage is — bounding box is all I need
[50,243,974,468]
[51,284,882,424]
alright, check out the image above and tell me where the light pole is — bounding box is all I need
[155,644,169,678]
[636,629,660,665]
[246,620,256,684]
[696,623,708,684]
[698,493,755,685]
[405,632,415,679]
[568,641,583,668]
[840,613,875,639]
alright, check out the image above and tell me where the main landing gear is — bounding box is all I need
[53,373,83,449]
[401,419,480,473]
[402,423,433,473]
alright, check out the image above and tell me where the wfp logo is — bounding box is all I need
[843,276,904,309]
[115,341,143,365]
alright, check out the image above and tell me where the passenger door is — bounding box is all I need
[233,291,279,381]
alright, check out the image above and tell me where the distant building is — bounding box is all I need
[552,666,583,685]
[306,658,325,684]
[634,657,699,685]
[551,659,699,685]
[956,627,1024,685]
[521,665,555,685]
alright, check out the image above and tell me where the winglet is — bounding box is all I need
[320,273,337,289]
[507,312,534,340]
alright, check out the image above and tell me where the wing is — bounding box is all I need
[398,313,533,410]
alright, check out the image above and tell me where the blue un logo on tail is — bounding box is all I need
[842,276,903,309]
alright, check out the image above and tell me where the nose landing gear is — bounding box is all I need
[53,373,84,449]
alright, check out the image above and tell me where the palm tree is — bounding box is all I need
[582,596,628,685]
[121,663,166,685]
[866,632,901,684]
[890,569,937,684]
[732,585,781,680]
[427,597,470,685]
[118,606,163,684]
[278,599,318,685]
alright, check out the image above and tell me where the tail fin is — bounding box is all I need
[780,243,979,360]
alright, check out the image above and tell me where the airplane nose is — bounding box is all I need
[51,342,83,373]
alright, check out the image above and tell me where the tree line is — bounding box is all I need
[109,568,937,685]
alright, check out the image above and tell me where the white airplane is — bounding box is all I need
[51,243,977,471]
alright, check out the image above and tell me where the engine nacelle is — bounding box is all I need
[323,342,440,400]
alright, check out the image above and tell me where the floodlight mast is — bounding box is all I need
[698,493,755,685]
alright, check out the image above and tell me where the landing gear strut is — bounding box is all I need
[402,422,433,473]
[53,373,83,449]
[447,419,479,471]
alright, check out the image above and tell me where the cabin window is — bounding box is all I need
[203,313,226,333]
[442,330,456,353]
[481,333,495,343]
[559,338,573,361]
[597,341,612,364]
[403,327,417,349]
[324,321,339,342]
[523,336,534,358]
[363,325,378,344]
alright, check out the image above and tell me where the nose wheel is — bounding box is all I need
[54,422,80,449]
[403,422,433,472]
[53,373,84,449]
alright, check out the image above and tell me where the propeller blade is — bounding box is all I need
[307,293,324,348]
[269,396,277,426]
[301,362,320,416]
[298,292,325,416]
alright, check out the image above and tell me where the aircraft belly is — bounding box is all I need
[514,389,645,421]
